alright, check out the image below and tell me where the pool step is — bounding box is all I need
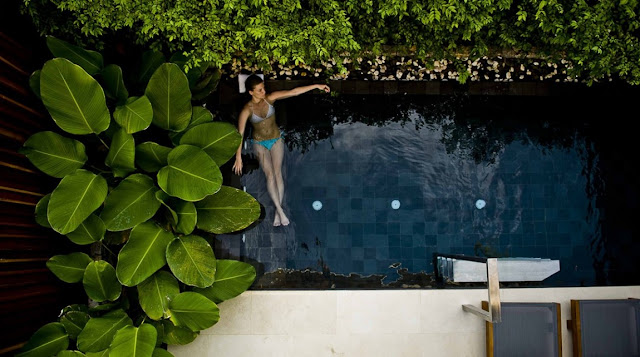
[437,257,560,283]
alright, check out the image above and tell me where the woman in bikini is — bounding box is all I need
[233,75,330,226]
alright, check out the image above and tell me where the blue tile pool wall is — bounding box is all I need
[216,93,633,288]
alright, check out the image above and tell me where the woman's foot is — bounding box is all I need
[274,209,289,226]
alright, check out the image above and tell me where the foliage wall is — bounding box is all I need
[22,0,640,84]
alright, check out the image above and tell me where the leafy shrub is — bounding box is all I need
[16,37,259,357]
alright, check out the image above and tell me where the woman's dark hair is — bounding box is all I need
[245,74,263,93]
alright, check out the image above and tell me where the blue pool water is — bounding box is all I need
[214,90,640,289]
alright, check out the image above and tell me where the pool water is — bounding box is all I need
[214,89,640,289]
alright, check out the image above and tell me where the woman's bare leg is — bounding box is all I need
[270,139,286,205]
[254,143,289,226]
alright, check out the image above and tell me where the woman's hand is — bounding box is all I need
[317,84,330,93]
[232,156,243,175]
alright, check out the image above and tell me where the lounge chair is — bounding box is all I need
[569,298,640,357]
[483,301,562,357]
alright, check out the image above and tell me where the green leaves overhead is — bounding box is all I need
[195,260,256,304]
[100,174,161,231]
[46,36,104,75]
[47,252,93,283]
[29,70,41,99]
[166,235,216,288]
[116,222,174,287]
[66,214,106,245]
[20,131,87,178]
[101,64,128,104]
[195,186,261,234]
[35,193,51,228]
[169,106,213,145]
[179,122,242,166]
[113,96,153,134]
[135,142,171,172]
[60,310,91,340]
[16,322,69,357]
[137,50,165,86]
[157,145,222,202]
[137,271,180,320]
[83,260,122,302]
[145,63,192,132]
[108,324,157,357]
[174,200,197,235]
[48,170,108,235]
[169,292,220,331]
[77,310,132,353]
[104,128,135,177]
[160,321,197,345]
[40,58,110,135]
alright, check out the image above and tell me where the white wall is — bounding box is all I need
[169,286,640,357]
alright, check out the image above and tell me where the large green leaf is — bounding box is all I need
[136,51,165,86]
[47,252,93,283]
[30,70,41,99]
[194,260,256,303]
[137,271,180,320]
[77,310,132,353]
[20,131,87,178]
[100,174,161,231]
[35,193,51,228]
[195,186,260,234]
[174,200,197,235]
[57,351,86,356]
[152,348,174,357]
[135,142,171,173]
[40,58,110,135]
[66,214,106,245]
[60,310,91,340]
[160,321,197,345]
[166,235,216,288]
[48,170,108,234]
[116,222,174,287]
[168,292,220,332]
[104,129,135,178]
[16,322,69,357]
[101,64,128,104]
[145,63,192,132]
[108,324,156,357]
[154,193,196,235]
[168,106,214,145]
[86,350,109,357]
[113,96,153,134]
[157,145,222,202]
[83,261,122,302]
[179,122,241,166]
[46,36,103,75]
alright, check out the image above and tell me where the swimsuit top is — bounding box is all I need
[249,99,275,124]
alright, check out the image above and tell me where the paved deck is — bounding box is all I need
[169,285,640,357]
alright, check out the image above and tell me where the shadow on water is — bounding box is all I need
[213,84,640,289]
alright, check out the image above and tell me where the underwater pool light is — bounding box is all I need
[391,200,401,209]
[312,200,323,211]
[475,199,486,209]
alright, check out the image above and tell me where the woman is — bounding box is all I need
[233,75,330,226]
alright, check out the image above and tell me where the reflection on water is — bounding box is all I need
[233,92,639,288]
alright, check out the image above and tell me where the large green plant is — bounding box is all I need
[16,37,260,357]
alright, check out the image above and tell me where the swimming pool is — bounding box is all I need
[213,86,640,289]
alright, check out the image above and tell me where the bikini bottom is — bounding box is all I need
[251,132,283,151]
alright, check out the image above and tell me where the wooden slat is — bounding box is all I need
[0,28,75,354]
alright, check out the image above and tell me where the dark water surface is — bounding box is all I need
[214,87,640,289]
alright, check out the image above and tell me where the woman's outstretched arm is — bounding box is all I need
[233,106,251,175]
[267,83,330,102]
